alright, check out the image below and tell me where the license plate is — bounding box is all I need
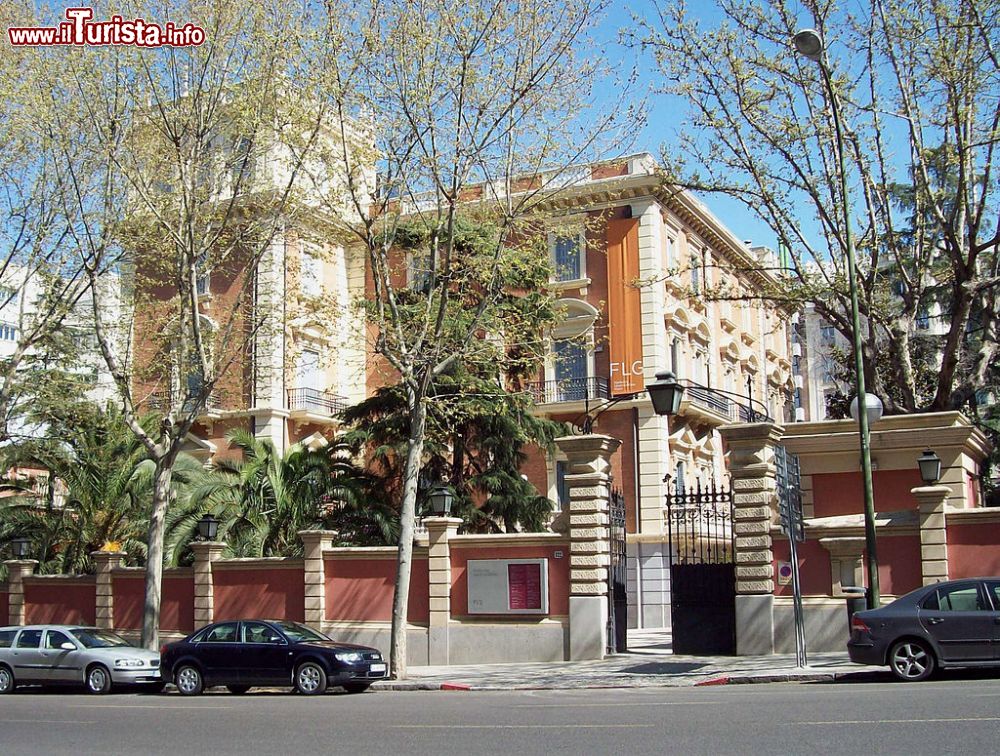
[370,663,386,674]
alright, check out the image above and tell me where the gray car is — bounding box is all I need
[848,578,1000,681]
[0,625,162,694]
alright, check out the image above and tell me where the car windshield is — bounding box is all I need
[273,622,328,643]
[70,629,132,649]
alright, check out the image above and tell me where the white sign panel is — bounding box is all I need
[467,558,549,615]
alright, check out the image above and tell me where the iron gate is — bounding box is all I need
[666,480,736,655]
[607,487,628,653]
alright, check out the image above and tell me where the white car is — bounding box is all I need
[0,625,162,694]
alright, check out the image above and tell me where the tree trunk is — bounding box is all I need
[141,460,173,651]
[389,396,427,680]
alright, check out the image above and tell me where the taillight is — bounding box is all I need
[159,645,168,656]
[851,615,870,634]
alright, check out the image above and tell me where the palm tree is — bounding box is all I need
[0,402,202,575]
[178,429,393,559]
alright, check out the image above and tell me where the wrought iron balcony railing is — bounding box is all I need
[680,379,734,419]
[287,387,349,416]
[144,390,220,414]
[525,376,610,404]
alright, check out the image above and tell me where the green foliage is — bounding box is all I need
[341,363,567,534]
[0,401,202,577]
[177,429,394,560]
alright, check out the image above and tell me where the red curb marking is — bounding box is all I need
[695,676,730,686]
[440,682,472,691]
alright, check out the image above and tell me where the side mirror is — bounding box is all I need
[60,642,76,651]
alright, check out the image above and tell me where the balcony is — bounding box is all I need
[679,379,735,424]
[144,390,221,415]
[525,376,609,405]
[287,388,349,416]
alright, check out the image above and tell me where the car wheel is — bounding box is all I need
[86,665,113,695]
[175,665,204,696]
[226,685,251,695]
[295,662,327,695]
[889,639,936,682]
[343,683,370,694]
[0,665,15,694]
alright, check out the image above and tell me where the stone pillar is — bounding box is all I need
[92,551,124,629]
[4,560,38,626]
[425,516,462,665]
[718,422,783,655]
[299,530,337,628]
[818,537,865,596]
[914,485,951,586]
[191,542,226,627]
[556,434,621,661]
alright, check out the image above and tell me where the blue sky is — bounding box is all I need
[596,1,779,249]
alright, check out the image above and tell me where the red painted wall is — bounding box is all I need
[114,573,194,633]
[869,535,922,596]
[450,544,570,617]
[772,538,832,596]
[326,558,429,623]
[0,591,7,624]
[773,533,922,597]
[213,567,305,623]
[24,580,95,625]
[948,522,1000,578]
[811,469,924,518]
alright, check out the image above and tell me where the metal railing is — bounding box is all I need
[144,390,220,413]
[525,376,609,404]
[287,387,349,416]
[680,379,734,419]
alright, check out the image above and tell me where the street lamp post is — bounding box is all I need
[794,28,880,609]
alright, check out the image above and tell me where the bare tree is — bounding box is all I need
[45,0,330,649]
[312,0,635,677]
[637,0,999,414]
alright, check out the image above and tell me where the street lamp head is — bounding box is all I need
[10,536,31,559]
[849,393,883,426]
[792,28,824,61]
[196,513,219,541]
[647,370,685,417]
[427,484,454,517]
[917,449,943,485]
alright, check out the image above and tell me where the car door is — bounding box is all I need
[984,580,1000,659]
[240,622,291,685]
[11,629,46,681]
[40,629,82,683]
[918,581,994,662]
[196,622,244,685]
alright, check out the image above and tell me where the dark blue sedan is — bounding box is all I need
[160,620,387,695]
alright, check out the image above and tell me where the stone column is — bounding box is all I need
[914,485,951,586]
[425,516,462,665]
[718,422,783,655]
[191,542,226,627]
[4,560,38,626]
[556,434,621,661]
[299,530,337,628]
[91,551,124,629]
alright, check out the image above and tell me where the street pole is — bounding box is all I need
[816,51,881,610]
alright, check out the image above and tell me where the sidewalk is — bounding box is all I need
[372,629,885,691]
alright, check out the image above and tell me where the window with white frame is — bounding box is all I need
[296,346,324,391]
[408,251,432,293]
[674,460,686,494]
[555,460,569,512]
[0,323,16,341]
[690,254,701,294]
[665,234,676,268]
[195,253,210,296]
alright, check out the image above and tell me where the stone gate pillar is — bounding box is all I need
[913,485,951,586]
[718,422,783,655]
[555,434,621,661]
[4,559,38,626]
[299,530,338,628]
[191,541,226,627]
[425,516,462,665]
[92,550,124,629]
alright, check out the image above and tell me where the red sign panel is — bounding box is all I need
[508,563,543,611]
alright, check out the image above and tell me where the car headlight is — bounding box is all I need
[114,659,145,668]
[334,652,363,663]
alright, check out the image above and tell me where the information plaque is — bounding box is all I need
[467,558,549,615]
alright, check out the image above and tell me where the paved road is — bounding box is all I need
[2,675,999,755]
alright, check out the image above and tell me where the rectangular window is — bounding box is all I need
[301,251,322,297]
[0,324,16,341]
[296,347,323,390]
[821,325,835,345]
[553,233,582,281]
[665,236,675,267]
[690,255,701,294]
[195,253,210,296]
[916,310,930,330]
[409,252,432,293]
